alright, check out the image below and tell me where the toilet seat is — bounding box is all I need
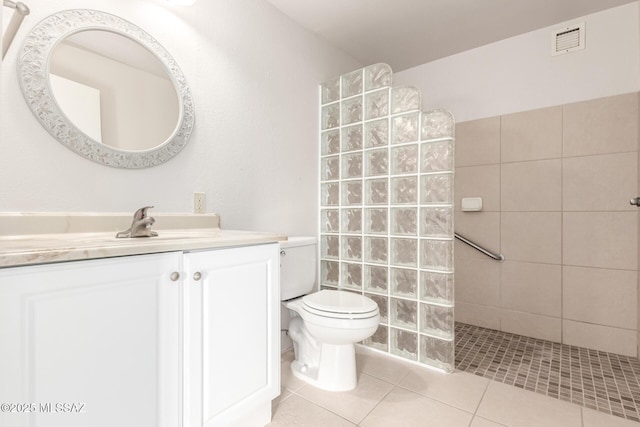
[302,290,378,319]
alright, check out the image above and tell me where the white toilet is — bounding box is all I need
[280,237,380,391]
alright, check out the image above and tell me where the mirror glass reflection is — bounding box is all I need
[49,30,180,151]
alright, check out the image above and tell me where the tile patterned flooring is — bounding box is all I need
[269,325,640,426]
[455,323,640,422]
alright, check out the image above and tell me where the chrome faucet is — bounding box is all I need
[116,206,158,238]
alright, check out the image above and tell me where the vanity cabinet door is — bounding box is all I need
[185,244,280,427]
[0,252,183,427]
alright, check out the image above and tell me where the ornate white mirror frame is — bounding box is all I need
[17,9,195,168]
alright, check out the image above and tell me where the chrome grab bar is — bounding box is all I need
[455,233,504,261]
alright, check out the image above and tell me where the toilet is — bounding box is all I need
[280,237,380,391]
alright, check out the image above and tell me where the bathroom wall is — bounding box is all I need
[396,2,640,356]
[0,0,360,236]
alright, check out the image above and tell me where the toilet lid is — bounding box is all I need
[302,290,378,316]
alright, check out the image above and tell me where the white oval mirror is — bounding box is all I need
[18,10,195,168]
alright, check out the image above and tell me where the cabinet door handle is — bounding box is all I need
[193,272,202,281]
[170,272,180,281]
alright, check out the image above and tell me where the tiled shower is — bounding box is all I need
[318,64,456,372]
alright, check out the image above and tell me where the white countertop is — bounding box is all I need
[0,212,286,268]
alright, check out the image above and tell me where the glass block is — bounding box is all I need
[365,63,392,91]
[321,182,339,206]
[364,265,388,293]
[364,89,389,120]
[342,153,362,179]
[391,238,417,267]
[390,268,417,298]
[321,260,339,285]
[321,130,340,155]
[421,110,454,140]
[421,239,454,272]
[391,208,417,236]
[320,209,339,233]
[391,298,417,330]
[420,335,454,372]
[321,77,340,104]
[421,141,453,172]
[321,284,338,291]
[420,174,453,205]
[341,125,363,152]
[321,156,339,181]
[321,103,340,130]
[364,324,388,351]
[364,119,389,148]
[342,96,363,125]
[390,328,417,361]
[342,208,362,233]
[391,113,419,144]
[391,86,421,113]
[341,263,362,290]
[365,237,387,264]
[366,293,388,324]
[420,303,454,339]
[321,235,339,259]
[420,271,454,304]
[342,69,363,98]
[342,236,362,261]
[365,179,388,205]
[365,149,388,176]
[391,145,418,175]
[365,208,387,234]
[342,180,362,205]
[420,207,453,238]
[391,177,417,205]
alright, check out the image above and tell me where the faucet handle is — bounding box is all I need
[134,205,155,220]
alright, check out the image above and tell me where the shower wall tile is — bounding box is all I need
[455,257,500,307]
[563,320,637,357]
[501,159,562,212]
[563,152,638,212]
[501,261,561,318]
[455,302,500,330]
[454,165,500,211]
[455,117,500,167]
[563,93,638,157]
[500,309,561,343]
[563,266,637,329]
[563,212,637,270]
[501,106,562,162]
[501,212,561,265]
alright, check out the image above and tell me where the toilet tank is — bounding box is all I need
[279,236,317,301]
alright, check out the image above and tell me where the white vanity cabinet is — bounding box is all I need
[0,252,184,427]
[184,244,280,427]
[0,242,280,427]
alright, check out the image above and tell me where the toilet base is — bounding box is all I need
[291,343,357,391]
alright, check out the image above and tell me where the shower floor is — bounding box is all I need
[455,322,640,422]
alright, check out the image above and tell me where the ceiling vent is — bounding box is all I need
[551,22,585,56]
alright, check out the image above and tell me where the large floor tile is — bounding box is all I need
[295,372,394,424]
[582,407,640,427]
[477,381,582,427]
[470,417,508,427]
[356,346,412,384]
[360,386,473,427]
[268,394,355,426]
[398,366,489,412]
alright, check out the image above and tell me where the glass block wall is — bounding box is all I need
[319,63,456,372]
